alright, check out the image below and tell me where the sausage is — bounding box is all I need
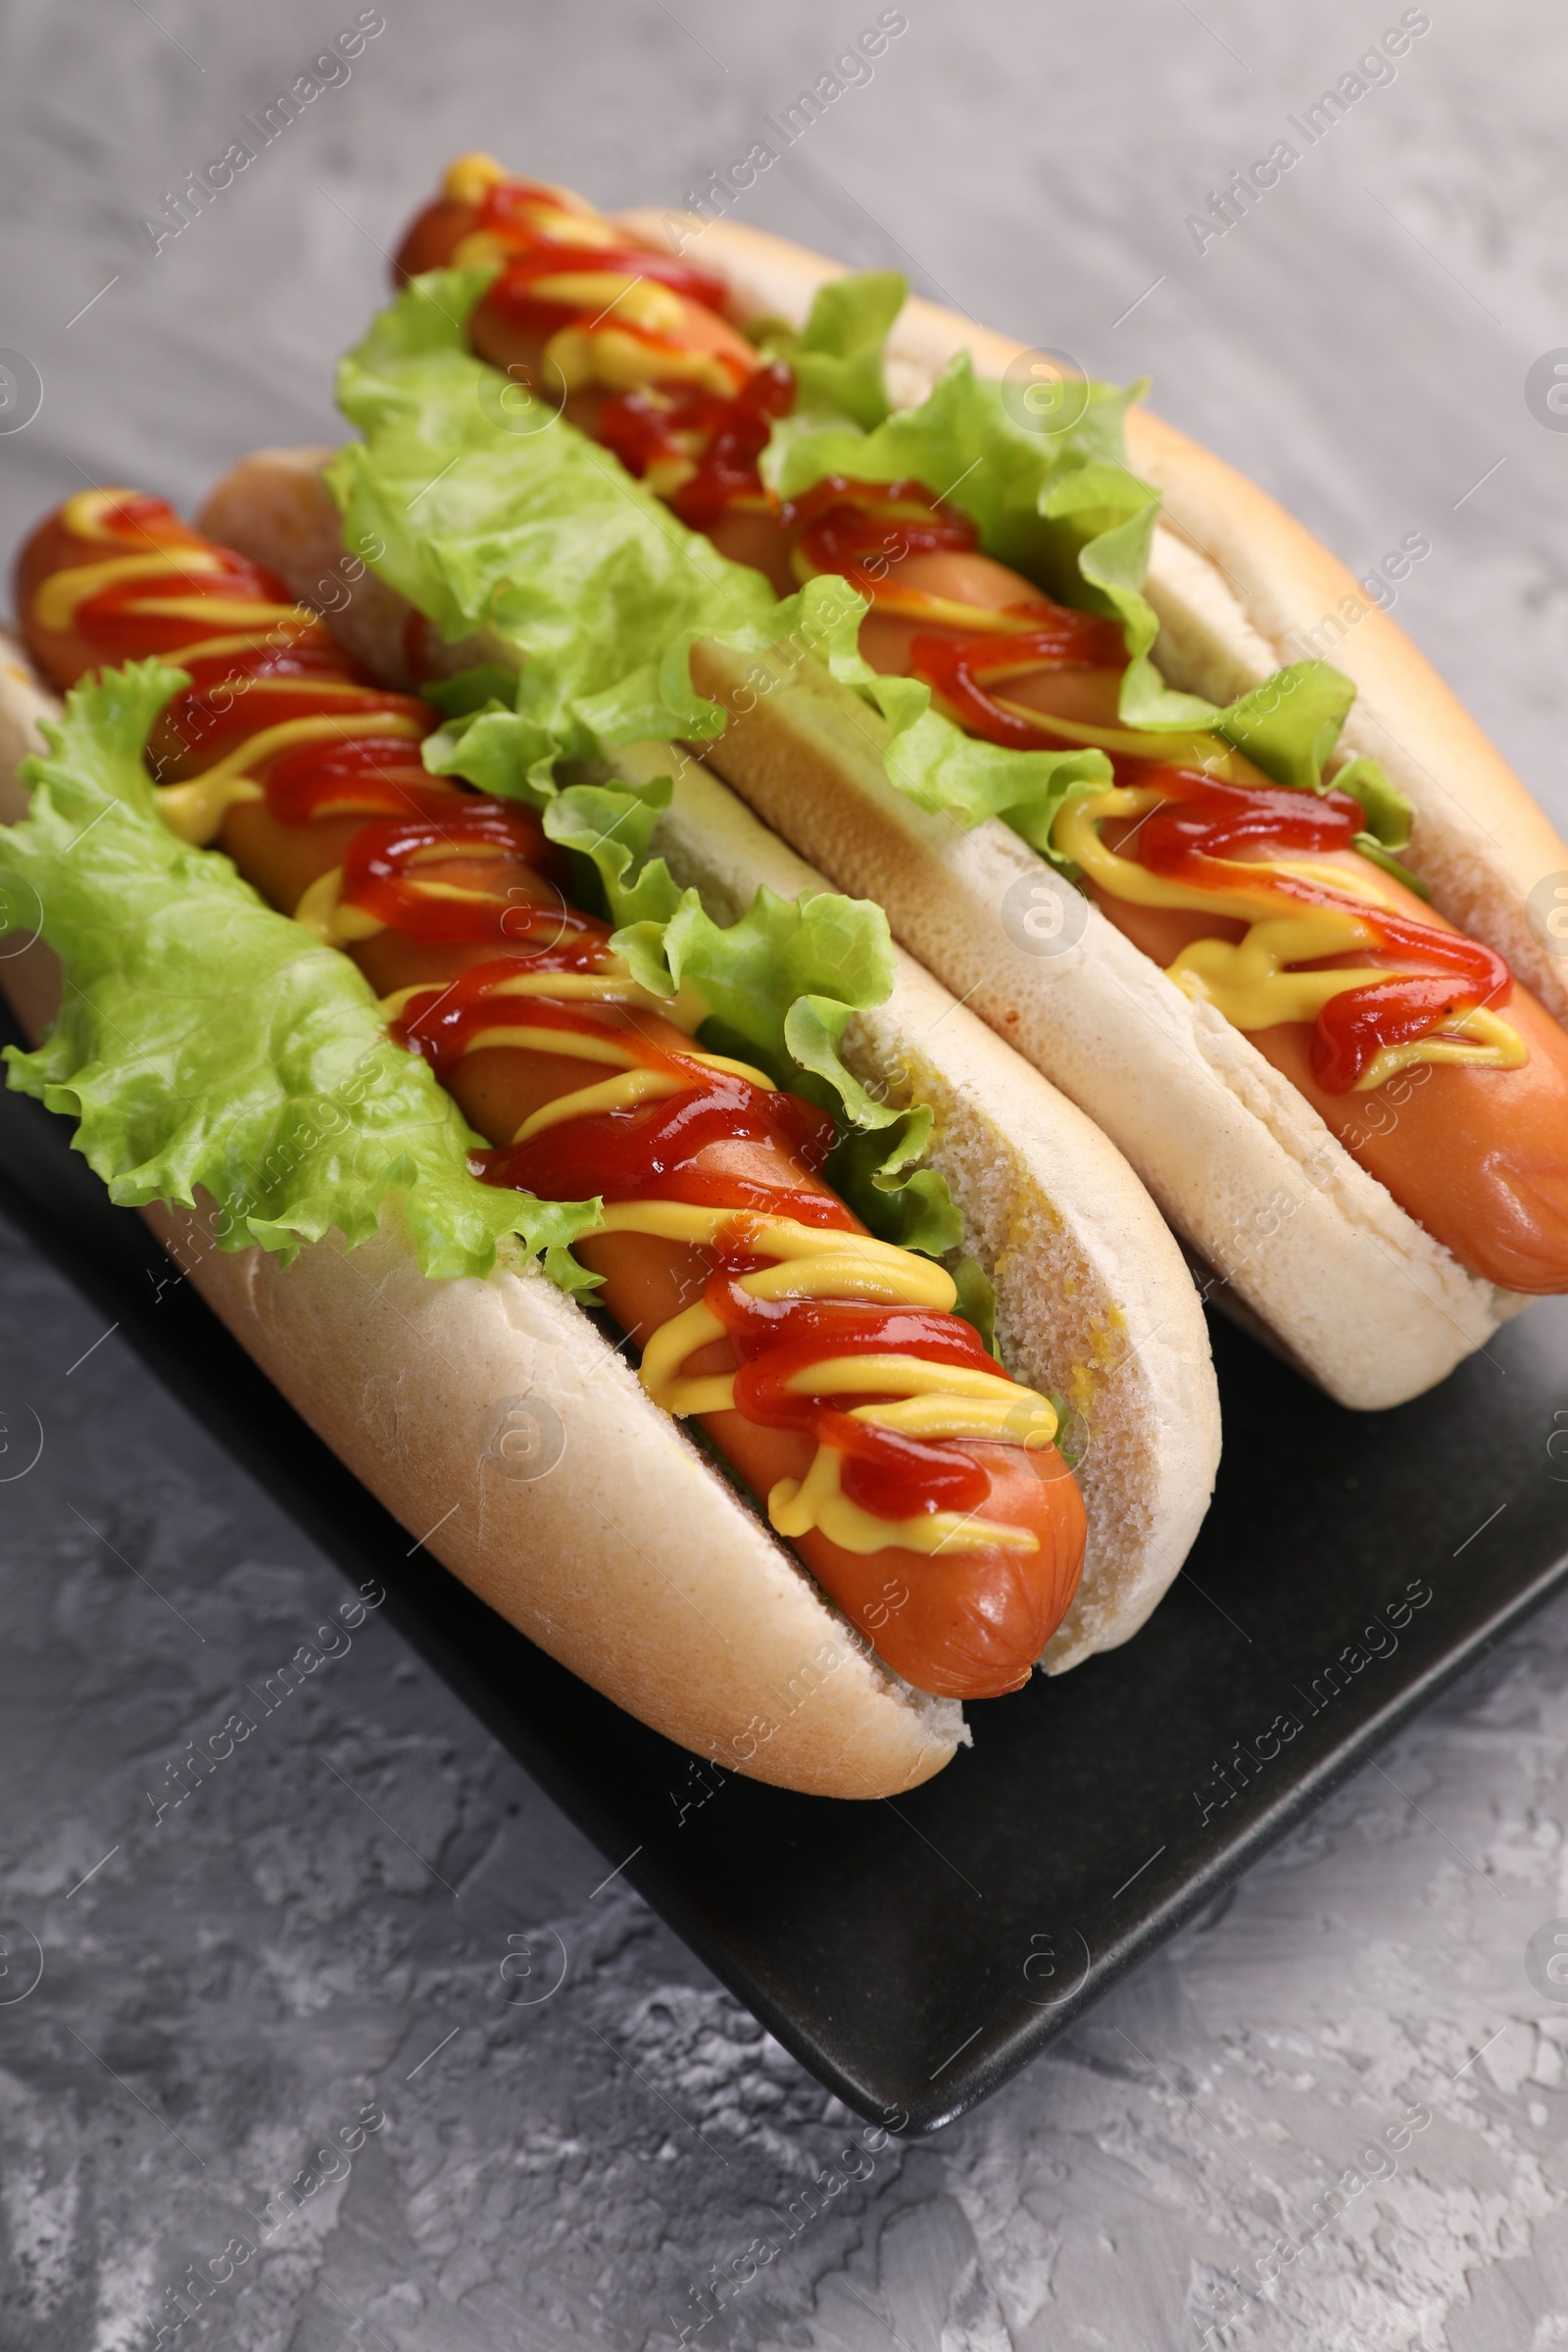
[1093,862,1568,1293]
[858,549,1127,729]
[396,187,759,446]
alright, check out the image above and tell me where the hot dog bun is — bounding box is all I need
[593,210,1568,1409]
[0,600,1220,1794]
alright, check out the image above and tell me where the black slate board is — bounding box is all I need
[4,997,1566,2134]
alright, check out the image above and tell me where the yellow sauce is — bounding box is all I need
[31,549,232,631]
[1054,786,1526,1090]
[544,321,737,399]
[37,493,354,850]
[379,959,1055,1560]
[155,712,428,848]
[528,272,687,334]
[442,152,512,206]
[601,1204,1055,1557]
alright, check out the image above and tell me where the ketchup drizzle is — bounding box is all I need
[599,363,795,531]
[1125,768,1510,1092]
[54,494,444,820]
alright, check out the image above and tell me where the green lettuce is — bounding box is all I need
[0,662,596,1283]
[762,268,906,432]
[329,269,868,791]
[760,282,1198,732]
[332,271,1112,847]
[760,274,1416,863]
[339,269,1411,878]
[1212,668,1424,893]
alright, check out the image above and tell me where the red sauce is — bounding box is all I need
[392,956,850,1219]
[783,475,980,576]
[416,179,1530,1117]
[908,618,1130,743]
[405,174,782,521]
[817,1408,991,1520]
[155,679,428,775]
[472,184,754,402]
[486,1091,852,1224]
[384,949,1032,1525]
[70,537,295,665]
[1124,768,1511,1092]
[336,804,568,941]
[473,176,732,312]
[44,494,444,815]
[598,362,794,530]
[466,178,741,392]
[264,738,460,826]
[716,1289,995,1414]
[711,1287,1003,1517]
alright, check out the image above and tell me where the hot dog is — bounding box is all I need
[0,481,1220,1795]
[375,154,1568,1407]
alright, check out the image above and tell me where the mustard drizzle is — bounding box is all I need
[441,153,748,400]
[39,491,386,850]
[1054,784,1526,1091]
[387,988,1058,1558]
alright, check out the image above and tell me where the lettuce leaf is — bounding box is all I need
[0,663,597,1284]
[319,275,1055,1281]
[0,285,1024,1325]
[330,269,867,790]
[342,270,1411,875]
[761,331,1201,730]
[762,269,906,432]
[760,284,1416,855]
[419,571,875,804]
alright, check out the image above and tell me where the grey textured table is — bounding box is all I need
[3,5,1568,2347]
